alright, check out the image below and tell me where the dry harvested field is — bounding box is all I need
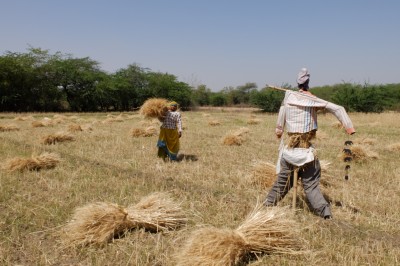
[0,110,399,265]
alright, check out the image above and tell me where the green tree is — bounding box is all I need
[236,82,257,104]
[354,84,384,113]
[52,56,104,111]
[331,83,360,112]
[111,64,148,110]
[146,72,192,109]
[192,84,211,106]
[250,88,284,112]
[210,92,227,106]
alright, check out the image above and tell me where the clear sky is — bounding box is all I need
[1,0,399,91]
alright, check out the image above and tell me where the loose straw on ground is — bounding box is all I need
[2,152,61,172]
[139,98,169,119]
[175,206,305,266]
[61,192,187,247]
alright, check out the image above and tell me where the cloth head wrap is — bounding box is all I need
[297,68,310,85]
[167,101,178,107]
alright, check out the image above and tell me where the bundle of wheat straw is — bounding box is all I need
[340,145,379,162]
[3,152,61,172]
[316,130,328,140]
[247,118,261,125]
[176,206,304,265]
[0,124,20,132]
[223,134,243,146]
[68,123,83,132]
[355,137,377,145]
[208,120,221,126]
[248,161,276,188]
[61,202,134,247]
[61,192,187,247]
[14,115,34,121]
[223,127,250,146]
[387,142,400,151]
[236,206,303,254]
[127,192,187,232]
[139,98,169,119]
[176,227,246,266]
[319,160,331,173]
[131,126,157,137]
[42,132,75,145]
[32,121,46,127]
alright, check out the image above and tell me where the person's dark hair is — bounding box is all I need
[298,80,309,90]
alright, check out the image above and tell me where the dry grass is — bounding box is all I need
[0,124,20,132]
[0,111,399,265]
[42,132,75,145]
[2,152,61,172]
[139,98,169,119]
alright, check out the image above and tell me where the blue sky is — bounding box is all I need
[1,0,399,91]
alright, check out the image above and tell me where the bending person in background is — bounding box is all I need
[264,68,356,219]
[157,101,182,161]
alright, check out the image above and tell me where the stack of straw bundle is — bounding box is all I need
[61,192,187,247]
[139,98,169,120]
[2,152,61,172]
[175,206,304,265]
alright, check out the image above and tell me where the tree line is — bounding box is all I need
[1,48,399,113]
